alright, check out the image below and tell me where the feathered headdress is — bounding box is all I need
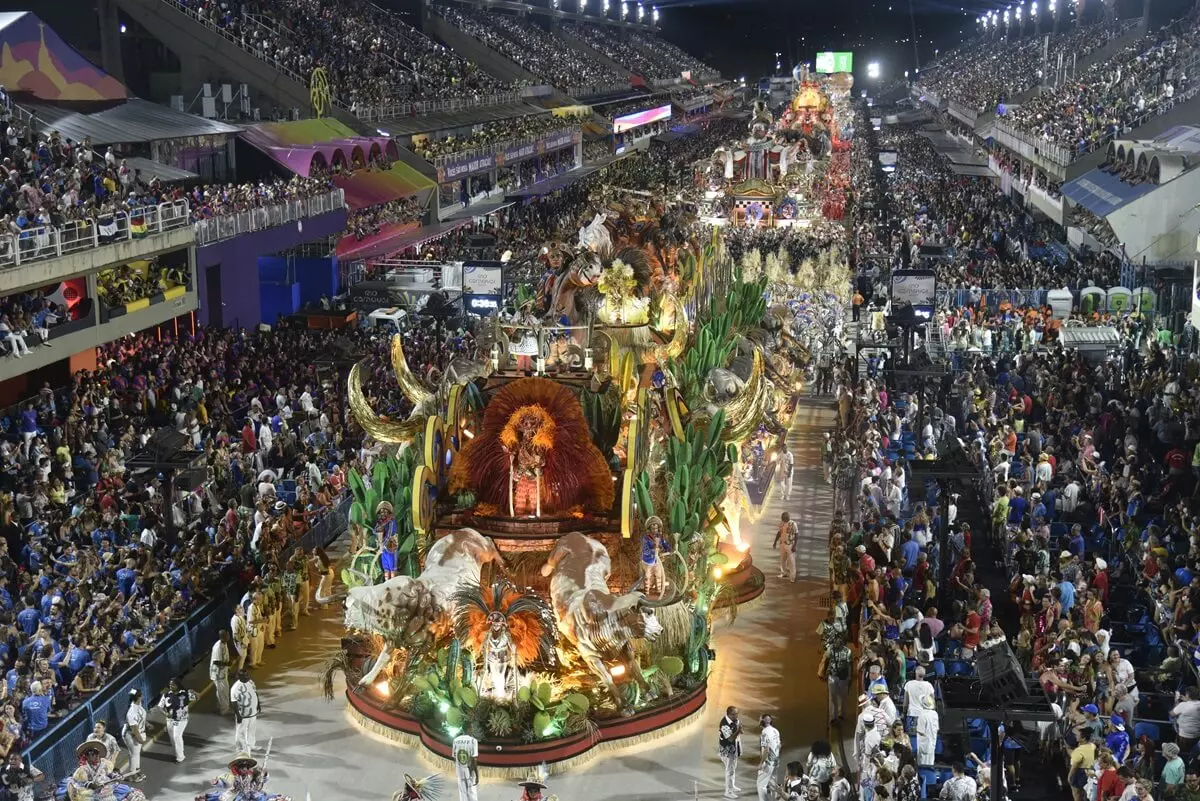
[452,579,555,667]
[392,773,444,801]
[449,378,615,514]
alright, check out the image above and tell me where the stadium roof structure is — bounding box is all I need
[27,98,241,145]
[1063,125,1200,217]
[241,119,434,208]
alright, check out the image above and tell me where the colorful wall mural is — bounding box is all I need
[0,12,127,103]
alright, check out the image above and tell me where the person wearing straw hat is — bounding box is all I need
[196,752,290,801]
[65,739,146,801]
[393,773,444,801]
[914,694,939,766]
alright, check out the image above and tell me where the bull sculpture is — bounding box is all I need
[540,532,673,714]
[345,528,506,685]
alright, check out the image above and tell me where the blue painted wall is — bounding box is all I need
[195,208,347,329]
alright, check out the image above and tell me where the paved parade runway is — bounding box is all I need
[134,398,840,801]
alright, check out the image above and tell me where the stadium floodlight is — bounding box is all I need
[621,1,628,19]
[637,2,644,21]
[1031,2,1038,14]
[603,0,610,15]
[1003,9,1010,23]
[652,6,659,23]
[867,61,880,79]
[1015,5,1022,19]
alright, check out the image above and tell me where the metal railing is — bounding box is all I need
[193,189,345,246]
[995,55,1200,168]
[158,0,518,121]
[0,200,191,271]
[356,91,524,122]
[157,0,337,107]
[428,125,580,167]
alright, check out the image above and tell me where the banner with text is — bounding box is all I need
[540,129,579,153]
[498,140,537,166]
[439,153,496,183]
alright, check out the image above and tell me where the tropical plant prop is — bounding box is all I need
[666,312,736,410]
[517,678,590,738]
[581,382,622,456]
[409,637,479,732]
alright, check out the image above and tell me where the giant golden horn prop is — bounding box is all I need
[652,295,688,363]
[718,348,773,445]
[347,361,427,444]
[390,335,435,410]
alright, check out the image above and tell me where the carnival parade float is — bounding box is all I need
[324,197,807,775]
[701,67,854,228]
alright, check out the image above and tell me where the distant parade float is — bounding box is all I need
[702,66,855,227]
[324,197,809,774]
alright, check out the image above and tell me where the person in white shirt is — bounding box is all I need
[903,666,935,722]
[257,422,273,453]
[780,450,795,501]
[452,732,479,801]
[757,714,781,801]
[1060,480,1081,513]
[1035,453,1054,484]
[122,689,147,780]
[85,722,120,770]
[915,694,940,766]
[869,685,898,729]
[230,606,249,671]
[156,678,196,763]
[139,525,157,550]
[246,593,266,667]
[210,630,233,715]
[939,763,977,801]
[231,670,259,754]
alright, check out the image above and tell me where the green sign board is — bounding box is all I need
[815,51,854,74]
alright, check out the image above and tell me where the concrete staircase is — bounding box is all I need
[112,0,364,131]
[424,13,538,85]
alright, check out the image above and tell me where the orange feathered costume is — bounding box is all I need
[449,378,615,515]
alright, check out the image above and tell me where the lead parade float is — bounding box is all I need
[324,75,856,776]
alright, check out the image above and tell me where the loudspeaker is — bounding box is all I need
[174,467,208,493]
[976,642,1026,705]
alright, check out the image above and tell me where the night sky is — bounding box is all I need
[656,0,1183,84]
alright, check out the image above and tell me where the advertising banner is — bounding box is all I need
[541,129,578,152]
[500,139,537,165]
[463,263,503,295]
[440,153,496,183]
[349,281,409,311]
[612,105,672,133]
[890,270,936,311]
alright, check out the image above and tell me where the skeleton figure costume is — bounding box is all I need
[59,741,146,801]
[196,753,291,801]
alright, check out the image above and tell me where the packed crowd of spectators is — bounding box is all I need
[823,103,1200,801]
[434,6,626,91]
[570,24,683,81]
[415,113,583,162]
[626,30,718,76]
[1003,16,1200,159]
[95,259,189,308]
[0,320,385,754]
[918,19,1136,112]
[864,129,1122,291]
[185,175,334,221]
[173,0,512,113]
[346,197,426,241]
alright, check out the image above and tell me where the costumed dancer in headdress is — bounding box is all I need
[59,741,145,801]
[195,751,290,801]
[392,773,444,801]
